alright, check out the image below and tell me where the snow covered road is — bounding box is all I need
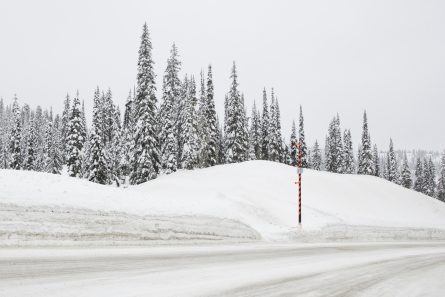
[1,242,445,297]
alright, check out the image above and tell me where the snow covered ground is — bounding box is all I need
[1,160,445,245]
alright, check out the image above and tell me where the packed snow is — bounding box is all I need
[1,160,445,245]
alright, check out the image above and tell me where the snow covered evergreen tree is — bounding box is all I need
[130,23,160,184]
[312,140,322,171]
[275,97,283,162]
[61,94,70,160]
[268,91,279,162]
[87,87,110,184]
[260,88,269,160]
[357,111,373,175]
[372,144,380,177]
[24,116,37,170]
[121,90,134,177]
[387,138,399,183]
[45,115,63,174]
[400,153,412,189]
[159,43,181,174]
[203,65,218,167]
[325,115,343,173]
[180,75,200,169]
[289,121,297,166]
[424,158,436,197]
[437,152,445,202]
[298,105,308,167]
[414,157,425,194]
[9,96,22,169]
[342,129,355,174]
[66,93,85,178]
[249,101,262,160]
[224,62,247,163]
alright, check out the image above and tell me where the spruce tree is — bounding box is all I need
[122,90,134,177]
[9,96,22,169]
[61,94,70,160]
[414,157,425,193]
[298,105,308,167]
[24,117,37,170]
[268,91,279,161]
[275,97,283,162]
[204,65,218,167]
[342,129,355,174]
[401,153,412,189]
[66,94,85,177]
[312,140,322,171]
[250,101,262,160]
[437,152,445,202]
[159,43,181,174]
[108,106,123,186]
[260,88,269,160]
[180,76,200,169]
[357,111,373,175]
[224,62,247,163]
[425,158,436,197]
[372,144,380,177]
[87,87,109,184]
[325,115,343,173]
[45,115,63,174]
[130,23,160,184]
[290,121,297,166]
[387,138,398,183]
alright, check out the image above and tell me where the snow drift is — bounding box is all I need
[1,161,445,245]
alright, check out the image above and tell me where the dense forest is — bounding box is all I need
[1,23,444,202]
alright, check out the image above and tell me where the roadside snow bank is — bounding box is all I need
[1,161,445,245]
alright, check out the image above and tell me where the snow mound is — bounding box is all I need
[1,161,445,245]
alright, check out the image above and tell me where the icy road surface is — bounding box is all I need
[1,242,445,297]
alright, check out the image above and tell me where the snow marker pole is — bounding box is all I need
[298,142,302,225]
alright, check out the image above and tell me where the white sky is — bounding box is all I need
[1,0,444,151]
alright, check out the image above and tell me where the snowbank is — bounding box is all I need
[1,161,445,245]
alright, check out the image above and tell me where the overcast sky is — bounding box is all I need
[1,0,444,151]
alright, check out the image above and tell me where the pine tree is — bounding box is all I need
[290,121,297,166]
[357,111,373,175]
[180,76,200,169]
[87,86,110,184]
[312,140,322,171]
[9,96,22,169]
[66,93,85,177]
[224,62,247,163]
[372,144,380,177]
[275,97,283,162]
[197,70,207,167]
[414,157,425,193]
[121,90,134,177]
[298,105,308,167]
[387,138,399,183]
[61,94,71,160]
[24,117,38,170]
[250,101,262,160]
[159,43,181,174]
[342,129,355,174]
[268,91,279,161]
[130,23,160,184]
[437,152,445,202]
[400,153,412,188]
[260,88,269,160]
[204,65,218,167]
[109,106,123,186]
[45,115,63,174]
[424,158,436,197]
[325,115,343,173]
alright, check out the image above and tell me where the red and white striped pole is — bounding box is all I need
[298,142,302,224]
